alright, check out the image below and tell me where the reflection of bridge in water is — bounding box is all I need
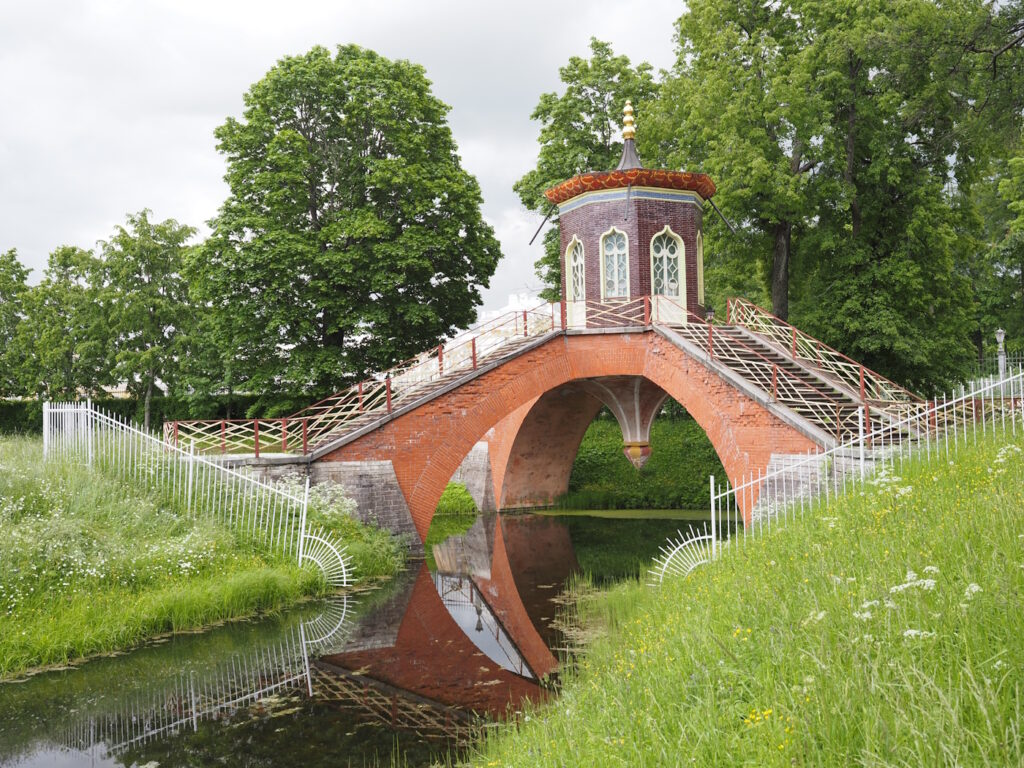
[10,513,583,765]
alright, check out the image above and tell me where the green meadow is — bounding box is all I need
[0,435,404,679]
[472,432,1024,766]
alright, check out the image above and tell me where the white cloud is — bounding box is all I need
[0,0,681,311]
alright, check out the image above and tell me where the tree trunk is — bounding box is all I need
[144,379,153,433]
[771,221,792,320]
[971,328,984,364]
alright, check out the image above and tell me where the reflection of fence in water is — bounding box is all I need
[433,572,535,680]
[311,660,477,745]
[60,598,352,759]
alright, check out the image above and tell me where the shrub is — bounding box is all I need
[435,482,478,516]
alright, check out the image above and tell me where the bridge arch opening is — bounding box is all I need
[486,376,725,512]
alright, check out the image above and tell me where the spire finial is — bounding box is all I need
[622,100,635,140]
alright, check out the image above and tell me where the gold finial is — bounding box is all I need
[622,100,636,140]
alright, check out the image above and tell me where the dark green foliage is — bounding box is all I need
[0,394,287,435]
[196,44,502,396]
[515,39,658,300]
[10,246,110,399]
[99,210,196,431]
[0,249,29,397]
[561,413,724,510]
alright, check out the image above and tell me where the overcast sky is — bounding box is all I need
[0,0,681,314]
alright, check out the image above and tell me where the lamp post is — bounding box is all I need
[996,328,1006,378]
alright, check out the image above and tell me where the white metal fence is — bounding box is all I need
[42,401,351,587]
[651,368,1024,583]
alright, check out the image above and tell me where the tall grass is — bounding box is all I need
[471,432,1024,766]
[0,435,402,678]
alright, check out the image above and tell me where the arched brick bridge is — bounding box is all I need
[170,299,920,544]
[319,329,818,540]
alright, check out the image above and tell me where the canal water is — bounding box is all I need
[0,511,707,767]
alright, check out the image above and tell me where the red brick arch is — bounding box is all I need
[320,331,819,540]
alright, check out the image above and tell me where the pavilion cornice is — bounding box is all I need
[544,168,717,206]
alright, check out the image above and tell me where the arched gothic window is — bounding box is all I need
[567,237,585,301]
[651,227,683,297]
[601,228,629,299]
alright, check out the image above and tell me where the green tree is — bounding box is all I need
[12,246,110,399]
[646,1,827,320]
[515,38,658,300]
[0,249,30,396]
[198,44,501,397]
[100,210,195,430]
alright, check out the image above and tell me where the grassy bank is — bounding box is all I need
[473,433,1024,766]
[0,436,403,678]
[561,415,724,509]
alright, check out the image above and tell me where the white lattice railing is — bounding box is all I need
[651,368,1024,583]
[43,402,351,587]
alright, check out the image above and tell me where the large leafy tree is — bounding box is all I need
[646,1,827,321]
[515,39,658,300]
[100,210,195,430]
[646,0,1023,390]
[197,45,501,397]
[12,247,110,400]
[0,249,29,397]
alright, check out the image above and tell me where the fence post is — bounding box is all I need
[86,399,93,467]
[791,328,797,358]
[254,420,260,459]
[186,442,195,514]
[386,376,393,413]
[726,299,731,325]
[771,365,778,400]
[220,420,226,454]
[707,324,714,359]
[710,475,718,560]
[302,419,309,455]
[358,382,364,412]
[859,365,866,402]
[42,401,50,459]
[297,477,310,563]
[438,344,444,374]
[471,337,478,370]
[282,419,288,453]
[522,310,528,337]
[858,405,865,481]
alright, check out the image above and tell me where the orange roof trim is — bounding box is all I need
[544,168,716,205]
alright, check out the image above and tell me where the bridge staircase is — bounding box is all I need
[166,306,561,457]
[652,296,923,448]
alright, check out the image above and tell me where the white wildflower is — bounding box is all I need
[902,629,936,639]
[923,566,939,575]
[853,610,873,621]
[964,583,982,600]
